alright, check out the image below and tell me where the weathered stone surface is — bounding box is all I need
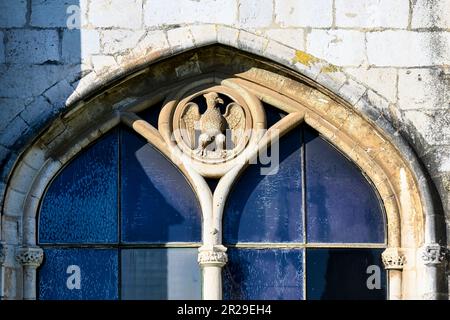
[265,29,304,50]
[144,0,236,26]
[190,25,217,47]
[89,0,142,29]
[20,96,53,130]
[338,78,367,105]
[238,30,268,55]
[91,55,118,73]
[402,109,450,149]
[307,30,366,66]
[275,0,333,28]
[0,116,29,148]
[411,0,450,29]
[43,80,75,110]
[238,0,273,28]
[0,0,27,28]
[5,30,60,64]
[345,67,397,102]
[31,0,80,28]
[217,25,239,48]
[367,31,450,67]
[0,65,78,98]
[0,32,4,64]
[167,27,195,51]
[100,30,145,55]
[335,0,409,28]
[62,29,100,63]
[0,99,26,133]
[398,68,450,110]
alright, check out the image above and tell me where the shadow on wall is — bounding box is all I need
[0,0,82,194]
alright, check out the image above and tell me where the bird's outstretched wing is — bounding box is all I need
[180,102,201,149]
[224,102,246,148]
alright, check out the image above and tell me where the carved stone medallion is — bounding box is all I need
[159,82,265,177]
[173,87,253,164]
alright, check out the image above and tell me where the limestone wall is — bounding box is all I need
[0,0,449,296]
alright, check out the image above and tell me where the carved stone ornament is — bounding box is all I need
[160,83,265,177]
[16,247,44,267]
[382,247,406,270]
[174,87,252,164]
[421,243,447,266]
[198,246,228,267]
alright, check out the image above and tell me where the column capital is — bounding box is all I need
[421,243,447,266]
[198,245,228,267]
[382,247,406,270]
[16,247,44,268]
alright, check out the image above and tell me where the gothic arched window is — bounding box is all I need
[38,125,202,300]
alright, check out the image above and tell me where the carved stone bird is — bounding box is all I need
[180,92,246,158]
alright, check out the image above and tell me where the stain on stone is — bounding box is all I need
[293,50,340,74]
[293,50,320,66]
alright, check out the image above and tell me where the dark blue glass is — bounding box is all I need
[137,103,162,129]
[120,128,201,243]
[224,127,303,243]
[305,127,385,243]
[264,103,287,129]
[121,248,201,300]
[307,248,386,300]
[39,131,119,244]
[223,248,304,300]
[38,248,118,300]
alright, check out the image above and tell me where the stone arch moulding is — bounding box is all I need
[0,42,445,300]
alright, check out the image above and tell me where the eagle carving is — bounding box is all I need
[180,92,246,158]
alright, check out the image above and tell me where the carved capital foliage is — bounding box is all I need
[382,247,406,270]
[421,243,447,266]
[198,246,228,267]
[16,247,44,267]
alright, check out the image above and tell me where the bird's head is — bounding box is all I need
[204,92,223,109]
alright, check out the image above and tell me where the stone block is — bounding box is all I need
[345,67,398,102]
[190,25,217,47]
[238,0,273,28]
[398,68,450,110]
[62,29,100,63]
[43,80,75,110]
[31,0,80,28]
[0,116,29,148]
[411,0,450,29]
[237,30,268,55]
[0,32,4,64]
[275,0,333,28]
[100,30,145,55]
[144,0,236,26]
[265,28,305,50]
[335,0,409,28]
[5,30,60,64]
[89,0,142,29]
[0,99,26,132]
[217,25,239,48]
[367,31,450,67]
[167,27,194,51]
[0,0,27,27]
[307,30,366,66]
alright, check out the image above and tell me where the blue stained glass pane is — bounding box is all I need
[39,131,119,244]
[307,248,386,300]
[224,127,303,243]
[38,248,118,300]
[223,248,304,300]
[121,128,201,243]
[305,127,385,243]
[121,248,201,300]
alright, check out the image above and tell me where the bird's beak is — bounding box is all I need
[216,97,224,104]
